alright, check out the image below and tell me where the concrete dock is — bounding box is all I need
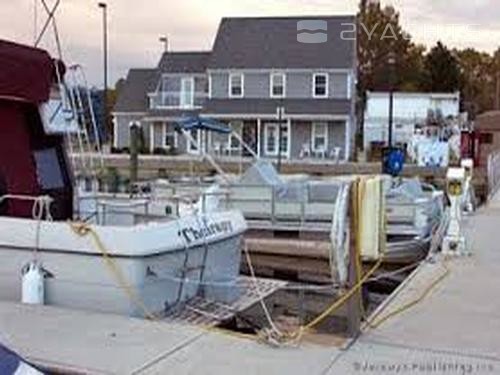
[2,196,500,374]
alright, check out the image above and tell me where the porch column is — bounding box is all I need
[287,118,292,160]
[344,118,350,162]
[257,118,261,157]
[149,122,155,153]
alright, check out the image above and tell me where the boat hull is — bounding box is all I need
[0,210,246,317]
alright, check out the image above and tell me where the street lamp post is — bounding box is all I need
[387,52,396,148]
[98,2,108,143]
[382,51,405,176]
[159,36,168,52]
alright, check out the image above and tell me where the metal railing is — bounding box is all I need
[148,91,207,109]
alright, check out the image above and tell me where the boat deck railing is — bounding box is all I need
[152,182,442,234]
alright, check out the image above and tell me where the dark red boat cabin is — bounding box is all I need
[0,39,73,220]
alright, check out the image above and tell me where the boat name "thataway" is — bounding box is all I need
[179,219,234,244]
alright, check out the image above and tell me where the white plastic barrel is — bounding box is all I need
[22,262,45,305]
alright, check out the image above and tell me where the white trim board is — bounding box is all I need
[207,68,353,74]
[203,113,350,121]
[112,112,146,116]
[160,72,207,78]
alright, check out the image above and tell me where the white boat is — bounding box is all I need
[0,39,246,317]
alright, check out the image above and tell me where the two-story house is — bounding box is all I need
[113,16,356,161]
[113,51,210,154]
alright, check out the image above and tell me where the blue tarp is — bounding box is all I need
[174,116,231,134]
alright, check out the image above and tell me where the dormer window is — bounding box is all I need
[270,72,286,98]
[229,73,244,98]
[313,73,328,98]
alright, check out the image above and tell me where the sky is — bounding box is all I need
[1,0,499,87]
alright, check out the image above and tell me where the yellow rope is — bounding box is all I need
[68,176,407,346]
[69,222,259,341]
[277,177,385,343]
[70,222,158,320]
[367,261,450,330]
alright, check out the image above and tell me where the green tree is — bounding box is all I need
[422,42,461,92]
[357,2,423,93]
[356,1,425,148]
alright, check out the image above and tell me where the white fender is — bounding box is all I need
[22,262,45,305]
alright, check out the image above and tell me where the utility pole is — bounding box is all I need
[98,2,108,143]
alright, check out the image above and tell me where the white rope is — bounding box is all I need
[243,241,283,336]
[0,195,53,261]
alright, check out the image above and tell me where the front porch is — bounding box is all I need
[142,117,350,163]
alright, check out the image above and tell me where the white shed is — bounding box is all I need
[363,91,460,149]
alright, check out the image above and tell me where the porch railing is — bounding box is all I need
[148,91,207,109]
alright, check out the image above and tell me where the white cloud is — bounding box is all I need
[0,0,499,86]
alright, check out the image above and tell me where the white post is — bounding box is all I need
[257,118,261,158]
[149,123,155,153]
[287,118,291,160]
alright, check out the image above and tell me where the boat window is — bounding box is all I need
[33,148,65,190]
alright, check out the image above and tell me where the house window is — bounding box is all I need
[264,122,289,157]
[313,73,328,98]
[229,73,244,98]
[270,73,286,98]
[163,123,177,149]
[312,122,328,151]
[180,77,194,108]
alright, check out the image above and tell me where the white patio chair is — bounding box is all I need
[213,142,221,157]
[314,146,327,159]
[222,142,231,156]
[330,147,342,164]
[299,143,311,159]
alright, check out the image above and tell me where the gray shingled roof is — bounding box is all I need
[158,51,211,73]
[203,99,351,115]
[208,16,356,70]
[114,68,158,112]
